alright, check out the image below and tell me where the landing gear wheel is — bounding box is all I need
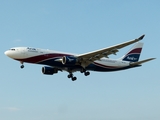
[68,73,73,78]
[20,65,24,69]
[67,75,70,78]
[84,71,90,76]
[80,70,83,73]
[72,77,77,81]
[67,73,77,81]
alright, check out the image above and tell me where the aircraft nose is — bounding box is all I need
[4,51,9,56]
[4,50,13,58]
[4,49,22,59]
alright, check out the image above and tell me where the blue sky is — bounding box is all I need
[1,1,160,120]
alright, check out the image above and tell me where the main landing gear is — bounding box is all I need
[67,73,77,81]
[67,70,90,81]
[80,69,90,76]
[84,71,90,76]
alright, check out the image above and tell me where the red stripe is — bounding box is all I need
[94,62,120,69]
[128,48,142,54]
[15,53,71,63]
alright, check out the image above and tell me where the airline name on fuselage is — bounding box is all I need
[27,47,38,52]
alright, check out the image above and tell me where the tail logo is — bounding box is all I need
[122,43,143,62]
[127,56,138,61]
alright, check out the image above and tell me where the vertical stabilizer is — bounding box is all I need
[120,42,143,62]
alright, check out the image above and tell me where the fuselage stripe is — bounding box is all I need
[15,53,71,63]
[93,62,121,69]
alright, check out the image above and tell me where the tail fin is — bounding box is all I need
[120,42,143,62]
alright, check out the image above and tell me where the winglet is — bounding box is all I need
[138,34,145,40]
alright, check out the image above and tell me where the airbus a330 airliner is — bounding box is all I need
[4,35,155,81]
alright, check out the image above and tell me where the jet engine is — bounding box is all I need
[62,56,77,65]
[42,66,58,75]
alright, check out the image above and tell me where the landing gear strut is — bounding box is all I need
[20,61,24,69]
[67,73,77,81]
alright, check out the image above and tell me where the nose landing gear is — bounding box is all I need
[20,64,24,69]
[20,61,24,69]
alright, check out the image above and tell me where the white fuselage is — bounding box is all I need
[4,47,130,69]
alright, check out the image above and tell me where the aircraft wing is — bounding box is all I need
[76,34,145,67]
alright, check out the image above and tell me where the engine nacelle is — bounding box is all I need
[62,56,77,65]
[42,66,58,75]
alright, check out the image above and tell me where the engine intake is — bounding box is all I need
[62,56,77,65]
[42,66,58,75]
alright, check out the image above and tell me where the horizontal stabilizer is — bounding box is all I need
[130,58,156,66]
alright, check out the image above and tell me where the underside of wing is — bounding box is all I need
[76,34,145,67]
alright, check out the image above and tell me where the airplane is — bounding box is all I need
[4,34,155,81]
